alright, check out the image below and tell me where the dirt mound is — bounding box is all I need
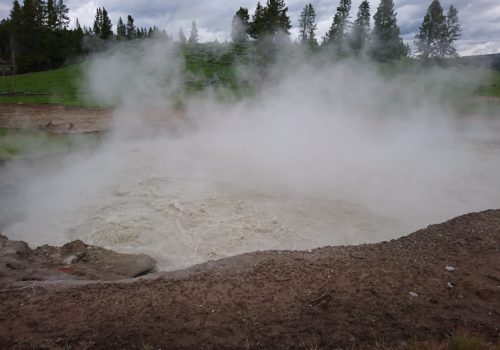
[0,210,498,349]
[0,235,157,288]
[0,104,111,133]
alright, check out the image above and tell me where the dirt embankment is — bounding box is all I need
[0,210,498,349]
[0,104,112,133]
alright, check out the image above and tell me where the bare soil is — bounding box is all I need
[0,104,112,133]
[0,210,499,349]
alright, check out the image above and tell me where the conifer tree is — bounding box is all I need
[298,3,317,48]
[188,20,198,43]
[441,5,461,58]
[249,0,291,39]
[350,0,370,53]
[415,0,445,60]
[371,0,407,61]
[262,0,291,37]
[46,0,57,30]
[415,1,461,60]
[100,7,112,39]
[323,0,351,50]
[9,0,22,73]
[93,7,102,37]
[249,2,265,39]
[116,17,126,39]
[231,7,250,42]
[55,0,69,29]
[126,15,135,39]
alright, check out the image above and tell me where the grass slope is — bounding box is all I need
[0,46,499,108]
[0,64,84,106]
[0,43,250,106]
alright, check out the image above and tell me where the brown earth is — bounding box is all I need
[0,103,190,135]
[0,104,112,133]
[0,210,499,349]
[0,235,157,287]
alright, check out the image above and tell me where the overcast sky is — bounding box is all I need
[1,0,499,55]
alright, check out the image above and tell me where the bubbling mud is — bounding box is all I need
[2,131,499,271]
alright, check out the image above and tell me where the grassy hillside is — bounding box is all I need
[0,43,250,106]
[1,46,500,108]
[0,64,84,106]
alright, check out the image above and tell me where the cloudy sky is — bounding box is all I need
[1,0,499,55]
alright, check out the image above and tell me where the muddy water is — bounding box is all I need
[1,129,500,271]
[67,176,401,270]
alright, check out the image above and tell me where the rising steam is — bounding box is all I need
[1,40,499,270]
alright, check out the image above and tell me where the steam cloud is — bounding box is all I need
[1,40,499,270]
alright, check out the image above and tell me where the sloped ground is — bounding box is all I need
[0,236,157,287]
[0,210,498,349]
[0,104,111,133]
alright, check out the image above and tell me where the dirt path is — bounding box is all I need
[0,210,498,349]
[0,104,112,133]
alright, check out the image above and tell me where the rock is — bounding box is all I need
[4,240,31,256]
[409,292,419,298]
[445,266,456,272]
[35,240,158,280]
[0,234,157,288]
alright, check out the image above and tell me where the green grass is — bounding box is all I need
[0,64,88,106]
[182,42,254,99]
[475,70,500,97]
[0,127,99,161]
[0,44,253,106]
[0,46,499,108]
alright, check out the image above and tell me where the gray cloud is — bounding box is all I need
[1,0,499,54]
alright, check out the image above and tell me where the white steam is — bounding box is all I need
[1,40,499,270]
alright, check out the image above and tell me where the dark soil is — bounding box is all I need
[0,236,157,287]
[0,210,499,349]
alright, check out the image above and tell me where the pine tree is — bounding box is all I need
[298,3,317,49]
[100,7,112,39]
[10,0,22,28]
[178,27,186,44]
[55,0,69,29]
[371,0,407,61]
[249,0,291,39]
[415,0,446,60]
[262,0,291,37]
[441,5,461,58]
[350,0,370,53]
[46,0,57,30]
[188,20,198,44]
[249,2,265,39]
[9,0,22,73]
[126,15,135,39]
[116,17,126,39]
[93,7,102,37]
[323,0,351,49]
[231,7,250,42]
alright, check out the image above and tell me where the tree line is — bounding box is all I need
[232,0,461,61]
[0,0,82,73]
[86,8,173,41]
[0,0,462,75]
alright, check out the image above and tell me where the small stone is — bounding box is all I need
[409,292,419,298]
[445,266,456,272]
[447,282,454,288]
